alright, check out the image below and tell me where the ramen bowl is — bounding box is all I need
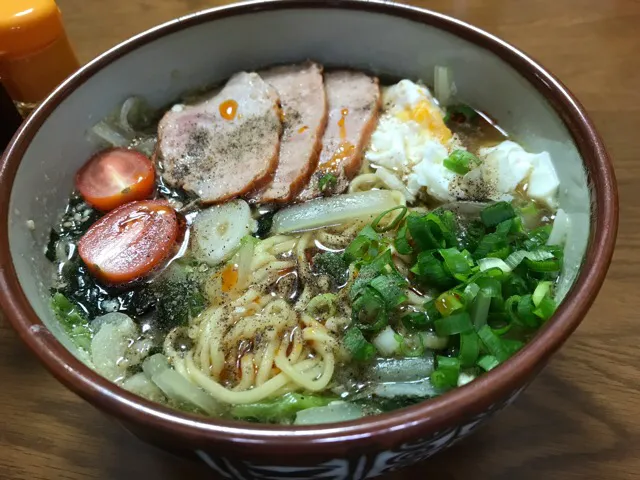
[0,1,617,478]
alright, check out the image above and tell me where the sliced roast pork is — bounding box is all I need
[297,71,381,201]
[252,62,327,203]
[156,72,282,204]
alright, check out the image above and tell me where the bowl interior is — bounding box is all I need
[7,5,589,363]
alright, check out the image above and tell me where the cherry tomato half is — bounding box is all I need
[76,147,156,211]
[78,200,179,284]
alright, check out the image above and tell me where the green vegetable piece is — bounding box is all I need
[477,325,509,362]
[406,211,457,252]
[231,392,335,423]
[434,311,473,336]
[394,222,413,255]
[473,219,513,259]
[349,250,395,301]
[523,225,552,250]
[370,273,408,309]
[372,206,408,233]
[410,250,456,289]
[401,311,431,330]
[306,293,338,319]
[431,356,460,389]
[352,286,388,332]
[523,246,562,272]
[318,173,338,192]
[343,326,376,361]
[434,291,465,317]
[459,331,480,367]
[343,225,383,264]
[313,251,349,286]
[477,354,500,371]
[439,247,474,281]
[394,333,426,357]
[533,294,556,321]
[443,150,481,175]
[481,202,516,228]
[51,293,93,351]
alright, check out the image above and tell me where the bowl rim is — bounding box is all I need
[0,0,618,453]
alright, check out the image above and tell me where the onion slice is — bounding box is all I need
[434,65,456,107]
[271,190,404,234]
[294,402,363,425]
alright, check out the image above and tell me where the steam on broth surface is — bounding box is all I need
[47,63,570,424]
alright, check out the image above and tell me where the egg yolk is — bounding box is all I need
[396,100,452,143]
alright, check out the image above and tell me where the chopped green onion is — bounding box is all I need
[434,291,465,317]
[470,291,492,329]
[505,249,553,270]
[411,250,456,289]
[476,276,502,297]
[434,311,473,336]
[439,247,474,281]
[473,229,509,259]
[352,286,388,332]
[318,173,337,192]
[478,257,510,273]
[481,202,516,228]
[524,225,552,250]
[459,331,480,367]
[306,293,338,319]
[443,150,481,175]
[372,206,408,233]
[343,327,376,361]
[503,274,529,298]
[477,324,508,362]
[502,339,524,356]
[532,281,553,307]
[343,225,383,264]
[431,356,461,389]
[406,211,457,252]
[533,294,556,321]
[523,246,562,272]
[516,294,539,328]
[401,311,431,330]
[423,299,442,322]
[394,333,426,357]
[370,273,408,309]
[477,355,500,371]
[394,222,413,255]
[463,282,480,302]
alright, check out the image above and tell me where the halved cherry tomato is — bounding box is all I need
[78,200,179,284]
[76,148,156,211]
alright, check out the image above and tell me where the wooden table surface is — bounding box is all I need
[0,0,637,478]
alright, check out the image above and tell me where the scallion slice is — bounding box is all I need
[481,202,516,228]
[459,331,480,367]
[343,327,376,361]
[443,150,481,175]
[434,311,473,336]
[372,206,408,233]
[477,325,509,362]
[477,355,500,371]
[431,356,461,388]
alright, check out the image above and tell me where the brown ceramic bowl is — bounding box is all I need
[0,1,617,478]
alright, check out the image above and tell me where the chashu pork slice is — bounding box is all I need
[297,71,381,201]
[156,72,282,204]
[252,61,327,203]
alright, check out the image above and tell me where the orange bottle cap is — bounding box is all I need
[0,0,65,58]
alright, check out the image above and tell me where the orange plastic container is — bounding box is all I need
[0,0,79,105]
